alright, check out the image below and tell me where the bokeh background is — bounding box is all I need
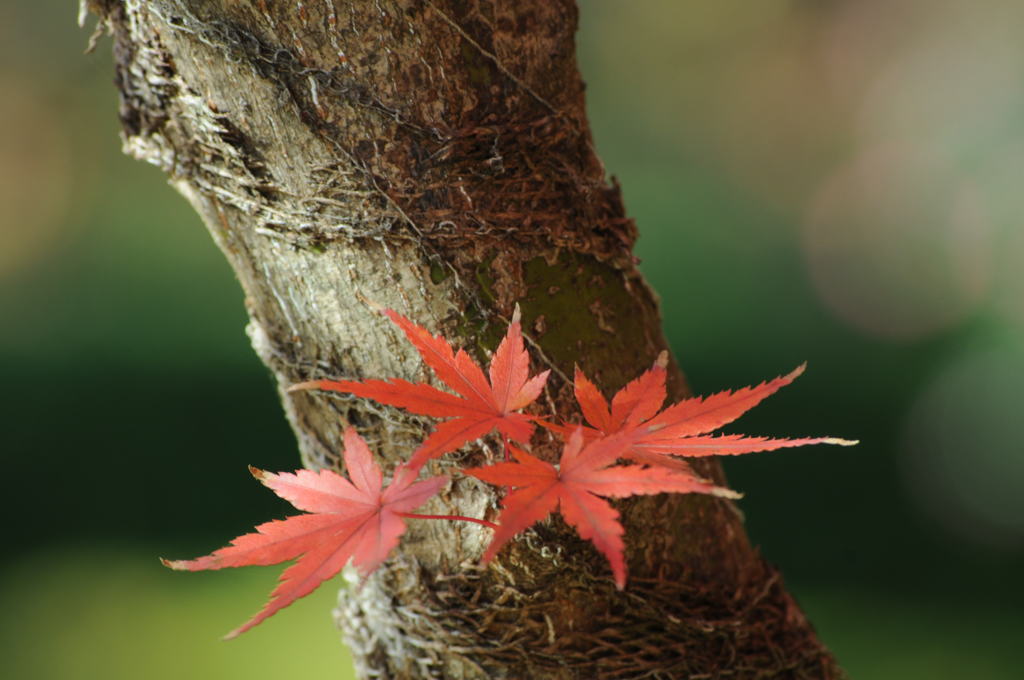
[3,1,1022,678]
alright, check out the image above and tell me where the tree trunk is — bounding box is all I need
[85,0,843,677]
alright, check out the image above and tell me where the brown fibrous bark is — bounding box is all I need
[84,0,843,677]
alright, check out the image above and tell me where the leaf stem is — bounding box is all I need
[398,512,498,530]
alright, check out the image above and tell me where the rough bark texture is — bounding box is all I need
[85,0,843,677]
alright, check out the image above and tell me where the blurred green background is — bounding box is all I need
[2,1,1021,678]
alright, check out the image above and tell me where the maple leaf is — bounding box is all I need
[291,309,550,468]
[553,361,856,469]
[464,429,738,589]
[162,428,447,639]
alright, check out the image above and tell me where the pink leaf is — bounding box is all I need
[162,428,446,638]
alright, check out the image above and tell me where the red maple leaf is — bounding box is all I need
[291,309,550,468]
[162,428,447,638]
[554,361,856,470]
[464,429,738,589]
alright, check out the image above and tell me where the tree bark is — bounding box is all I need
[86,0,843,677]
